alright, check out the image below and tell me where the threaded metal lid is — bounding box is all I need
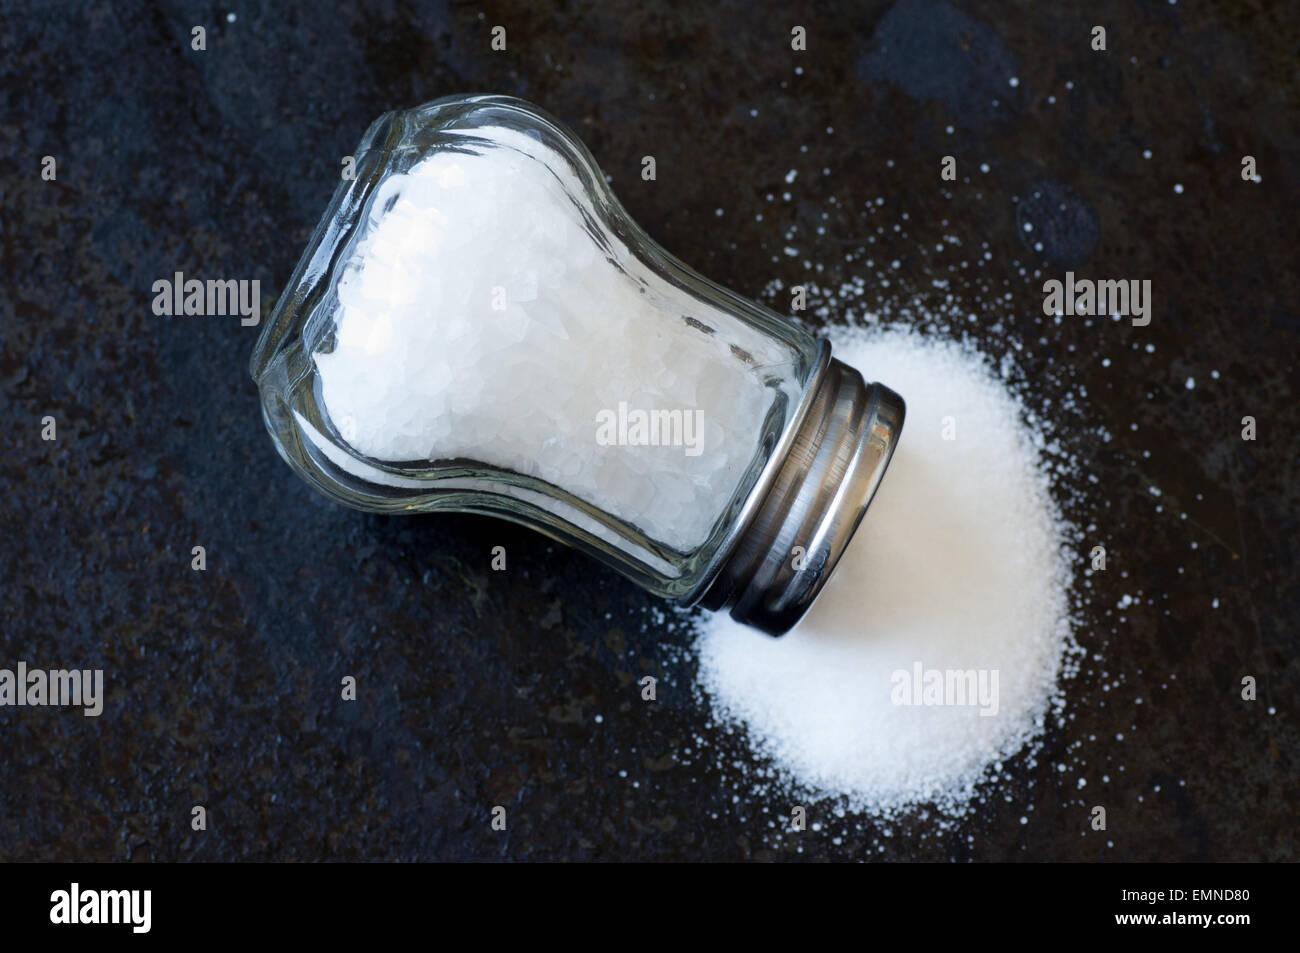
[696,356,905,636]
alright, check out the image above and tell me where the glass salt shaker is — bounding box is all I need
[250,94,905,635]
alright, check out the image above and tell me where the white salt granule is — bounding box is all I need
[696,326,1074,814]
[315,125,797,552]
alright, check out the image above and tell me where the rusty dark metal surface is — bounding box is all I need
[1,0,1296,861]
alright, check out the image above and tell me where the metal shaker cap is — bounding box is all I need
[696,347,905,636]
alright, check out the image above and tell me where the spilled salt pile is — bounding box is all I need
[696,325,1075,814]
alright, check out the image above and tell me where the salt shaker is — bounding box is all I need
[250,94,905,635]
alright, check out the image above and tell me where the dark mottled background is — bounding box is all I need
[1,0,1296,861]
